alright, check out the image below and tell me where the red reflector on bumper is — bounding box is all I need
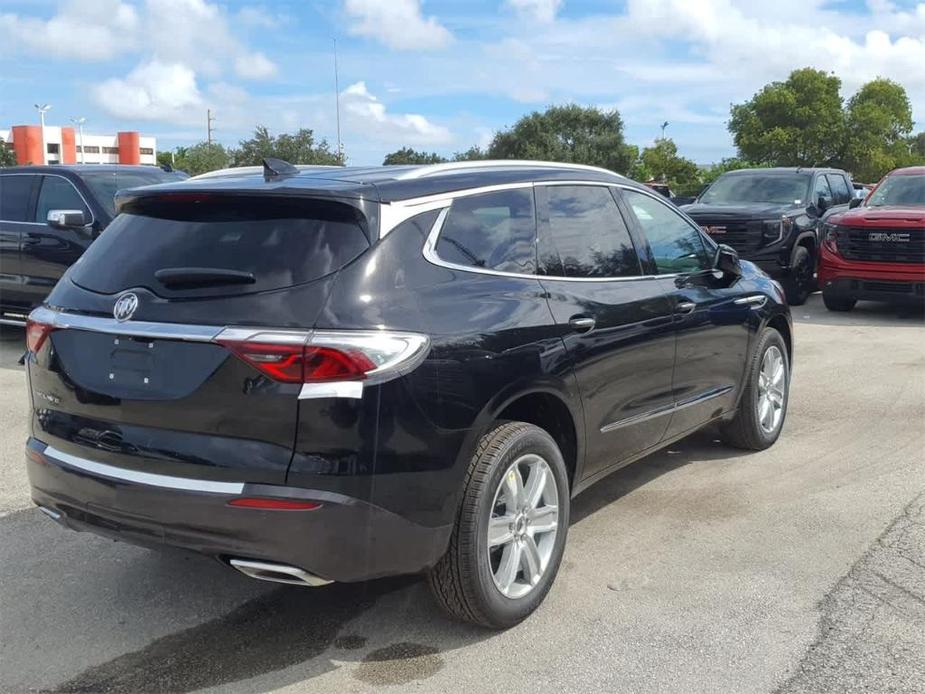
[227,498,322,511]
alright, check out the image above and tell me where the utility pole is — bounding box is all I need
[71,117,86,164]
[207,109,215,145]
[334,38,342,162]
[34,103,51,165]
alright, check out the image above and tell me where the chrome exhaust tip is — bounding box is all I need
[229,558,333,587]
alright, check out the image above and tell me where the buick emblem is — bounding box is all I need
[113,293,139,322]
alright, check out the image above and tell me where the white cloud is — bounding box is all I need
[0,0,277,80]
[505,0,563,23]
[341,81,453,144]
[235,52,278,80]
[343,0,452,50]
[236,5,283,28]
[93,60,203,123]
[0,0,138,61]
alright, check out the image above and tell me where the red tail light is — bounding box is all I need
[227,497,322,510]
[218,340,377,383]
[215,328,430,387]
[25,319,55,353]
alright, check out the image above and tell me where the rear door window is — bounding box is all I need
[35,176,91,223]
[0,175,38,222]
[434,188,536,274]
[537,185,641,278]
[70,195,370,298]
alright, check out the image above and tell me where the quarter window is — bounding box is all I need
[0,175,37,222]
[538,185,641,278]
[623,189,711,274]
[35,176,90,224]
[435,188,536,274]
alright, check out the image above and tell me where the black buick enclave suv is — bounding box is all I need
[25,160,792,628]
[682,167,854,305]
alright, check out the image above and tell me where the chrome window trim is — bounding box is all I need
[600,385,734,434]
[0,172,96,226]
[420,184,679,283]
[42,444,245,494]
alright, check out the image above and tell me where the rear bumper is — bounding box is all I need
[819,248,925,304]
[26,438,451,583]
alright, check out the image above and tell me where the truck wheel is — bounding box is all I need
[822,289,856,312]
[721,327,789,451]
[784,246,813,306]
[427,421,569,629]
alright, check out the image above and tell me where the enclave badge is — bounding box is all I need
[113,293,139,322]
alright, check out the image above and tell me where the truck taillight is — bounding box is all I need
[25,318,56,353]
[215,329,430,386]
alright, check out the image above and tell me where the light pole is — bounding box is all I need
[71,117,86,164]
[660,121,669,140]
[34,103,51,165]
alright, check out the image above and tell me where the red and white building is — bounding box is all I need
[1,125,157,166]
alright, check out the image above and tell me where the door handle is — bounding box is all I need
[568,316,596,333]
[676,301,696,315]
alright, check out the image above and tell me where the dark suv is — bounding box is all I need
[0,165,187,324]
[682,167,854,305]
[25,160,792,628]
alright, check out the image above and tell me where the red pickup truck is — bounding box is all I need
[819,166,925,311]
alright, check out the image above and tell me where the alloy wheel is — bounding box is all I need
[487,454,559,599]
[757,345,786,434]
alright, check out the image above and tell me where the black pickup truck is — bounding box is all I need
[682,167,854,304]
[0,165,187,324]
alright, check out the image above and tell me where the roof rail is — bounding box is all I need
[189,164,343,181]
[395,159,624,180]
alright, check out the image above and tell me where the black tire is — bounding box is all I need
[721,327,790,451]
[427,421,570,629]
[784,246,814,306]
[822,289,856,312]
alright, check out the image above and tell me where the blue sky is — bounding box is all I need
[1,0,924,165]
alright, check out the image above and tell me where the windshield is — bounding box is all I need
[699,173,811,205]
[81,170,189,217]
[867,174,925,207]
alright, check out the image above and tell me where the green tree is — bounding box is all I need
[699,157,764,187]
[170,142,233,177]
[911,132,925,159]
[729,68,846,167]
[635,138,701,195]
[843,79,916,181]
[382,147,447,165]
[486,104,637,174]
[0,137,16,167]
[452,145,488,161]
[233,126,342,167]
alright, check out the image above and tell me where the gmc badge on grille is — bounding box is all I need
[868,232,911,242]
[703,225,727,235]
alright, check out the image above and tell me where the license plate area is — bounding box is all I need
[50,329,228,401]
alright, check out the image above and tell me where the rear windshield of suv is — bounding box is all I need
[70,195,369,298]
[700,172,811,205]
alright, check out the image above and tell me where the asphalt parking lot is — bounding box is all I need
[1,295,923,694]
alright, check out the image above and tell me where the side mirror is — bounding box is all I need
[714,243,742,278]
[47,209,88,229]
[848,197,862,209]
[816,195,829,212]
